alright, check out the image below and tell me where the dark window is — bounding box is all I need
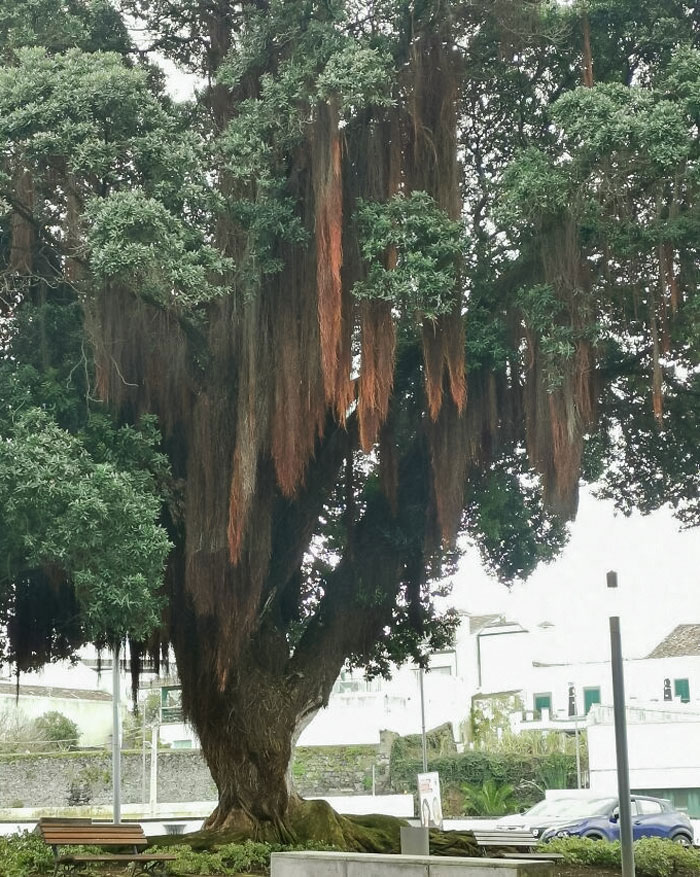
[674,678,690,703]
[534,693,552,718]
[583,687,601,713]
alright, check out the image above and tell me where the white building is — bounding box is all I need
[0,660,114,747]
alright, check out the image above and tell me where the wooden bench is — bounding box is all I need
[471,829,540,849]
[37,819,177,876]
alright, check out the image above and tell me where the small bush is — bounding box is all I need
[543,836,621,869]
[543,836,700,876]
[156,839,338,875]
[32,712,79,751]
[159,840,272,875]
[0,831,54,877]
[635,837,700,877]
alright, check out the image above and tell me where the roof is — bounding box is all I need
[0,682,112,702]
[647,624,700,659]
[468,614,504,633]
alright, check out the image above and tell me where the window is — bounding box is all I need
[583,687,601,713]
[534,693,552,718]
[636,799,663,815]
[674,678,690,703]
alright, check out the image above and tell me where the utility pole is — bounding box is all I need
[607,570,635,877]
[568,683,582,789]
[418,667,428,773]
[142,702,148,805]
[150,724,159,817]
[112,641,121,825]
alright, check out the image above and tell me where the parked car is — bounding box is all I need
[496,797,603,840]
[498,795,693,845]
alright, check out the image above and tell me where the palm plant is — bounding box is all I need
[461,779,516,817]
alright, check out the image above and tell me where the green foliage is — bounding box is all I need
[461,778,516,817]
[159,840,272,875]
[121,691,162,749]
[317,44,395,111]
[498,149,573,227]
[0,408,171,648]
[544,836,700,877]
[0,48,168,180]
[155,840,338,875]
[390,748,580,815]
[0,0,131,59]
[353,192,465,320]
[31,711,79,750]
[87,190,231,309]
[0,831,54,877]
[544,836,621,869]
[465,455,569,583]
[469,694,524,747]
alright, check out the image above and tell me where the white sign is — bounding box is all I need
[417,771,443,829]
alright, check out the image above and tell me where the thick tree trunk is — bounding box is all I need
[170,627,306,835]
[199,684,297,834]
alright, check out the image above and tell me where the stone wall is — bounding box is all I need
[0,750,217,808]
[0,743,383,808]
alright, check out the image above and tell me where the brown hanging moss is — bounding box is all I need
[406,32,466,426]
[9,167,35,275]
[64,173,84,284]
[312,100,346,417]
[358,300,395,451]
[354,112,401,450]
[664,243,680,314]
[270,244,325,498]
[582,10,594,87]
[228,292,272,562]
[519,218,597,520]
[378,419,398,515]
[649,288,664,427]
[546,390,583,519]
[427,391,468,544]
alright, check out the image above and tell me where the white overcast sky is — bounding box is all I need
[452,487,700,663]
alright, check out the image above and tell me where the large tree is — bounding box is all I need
[1,0,699,842]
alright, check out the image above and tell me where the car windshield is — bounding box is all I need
[524,798,617,818]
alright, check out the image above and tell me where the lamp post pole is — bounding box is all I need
[112,641,121,825]
[607,570,635,877]
[419,667,428,773]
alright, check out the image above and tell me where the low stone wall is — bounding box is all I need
[0,750,217,809]
[270,852,554,877]
[293,745,380,796]
[0,744,381,808]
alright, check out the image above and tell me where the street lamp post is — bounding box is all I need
[111,641,121,825]
[418,667,428,773]
[568,684,582,790]
[607,570,635,877]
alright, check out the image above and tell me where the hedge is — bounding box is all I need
[389,750,578,812]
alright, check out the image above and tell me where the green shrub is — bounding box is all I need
[389,749,579,814]
[543,836,621,869]
[156,839,337,875]
[635,837,700,877]
[0,831,55,877]
[461,779,516,817]
[32,711,80,751]
[542,836,700,876]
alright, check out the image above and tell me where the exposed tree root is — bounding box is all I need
[151,797,482,857]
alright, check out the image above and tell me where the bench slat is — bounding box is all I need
[59,854,177,863]
[39,821,176,875]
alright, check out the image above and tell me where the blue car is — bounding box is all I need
[538,795,694,845]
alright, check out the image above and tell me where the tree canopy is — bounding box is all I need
[0,0,698,840]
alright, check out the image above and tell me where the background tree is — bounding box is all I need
[0,0,698,844]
